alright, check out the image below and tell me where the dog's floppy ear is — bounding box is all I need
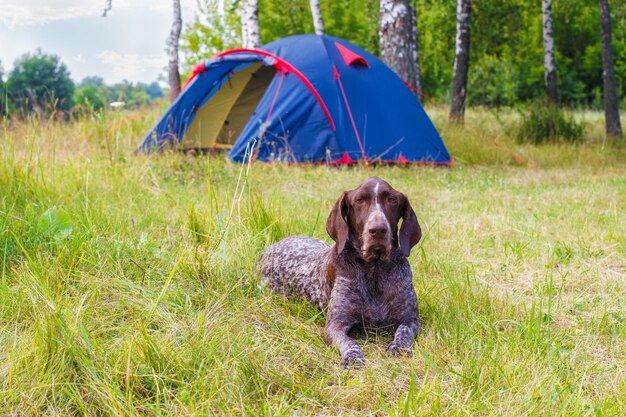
[399,195,422,257]
[326,191,349,253]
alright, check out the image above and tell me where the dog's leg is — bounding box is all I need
[325,322,365,368]
[387,319,421,356]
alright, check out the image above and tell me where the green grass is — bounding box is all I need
[1,107,625,415]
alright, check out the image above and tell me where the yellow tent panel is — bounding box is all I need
[181,63,275,150]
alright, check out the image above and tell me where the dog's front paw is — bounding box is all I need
[341,348,366,368]
[386,342,412,357]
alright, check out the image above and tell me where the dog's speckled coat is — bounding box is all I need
[259,177,422,367]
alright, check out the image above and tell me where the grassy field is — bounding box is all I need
[1,107,625,416]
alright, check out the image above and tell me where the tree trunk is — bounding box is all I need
[450,0,471,123]
[168,0,182,101]
[542,0,558,104]
[598,0,623,138]
[379,0,421,102]
[241,0,261,49]
[309,0,325,35]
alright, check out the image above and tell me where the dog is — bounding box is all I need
[259,177,422,367]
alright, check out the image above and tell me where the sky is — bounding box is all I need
[0,0,200,85]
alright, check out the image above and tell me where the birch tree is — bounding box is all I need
[309,0,325,35]
[450,0,471,122]
[379,0,421,100]
[542,0,558,104]
[598,0,623,138]
[241,0,261,48]
[168,0,183,101]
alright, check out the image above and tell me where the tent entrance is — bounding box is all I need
[181,63,276,151]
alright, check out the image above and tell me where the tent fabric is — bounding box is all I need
[181,63,275,149]
[335,42,369,68]
[137,34,451,165]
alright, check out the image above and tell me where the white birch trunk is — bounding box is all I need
[168,0,182,101]
[309,0,325,35]
[542,0,558,104]
[241,0,261,49]
[379,0,421,100]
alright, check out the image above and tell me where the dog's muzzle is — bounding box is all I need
[362,243,391,262]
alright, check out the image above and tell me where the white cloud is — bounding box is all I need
[0,0,198,26]
[68,54,86,64]
[97,50,165,81]
[0,0,107,25]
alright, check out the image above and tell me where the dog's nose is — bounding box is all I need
[368,224,388,239]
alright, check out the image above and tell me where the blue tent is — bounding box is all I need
[137,34,451,165]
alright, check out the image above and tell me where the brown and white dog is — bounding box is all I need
[259,177,422,367]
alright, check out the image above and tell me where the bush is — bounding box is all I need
[73,85,107,115]
[516,102,585,144]
[6,50,75,116]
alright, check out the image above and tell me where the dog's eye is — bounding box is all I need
[387,196,398,204]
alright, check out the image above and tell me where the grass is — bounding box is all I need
[1,106,625,415]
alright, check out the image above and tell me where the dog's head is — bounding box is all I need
[326,177,422,262]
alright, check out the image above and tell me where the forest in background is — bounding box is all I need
[183,0,625,108]
[0,0,623,126]
[0,51,163,118]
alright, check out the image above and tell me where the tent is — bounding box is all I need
[137,34,451,165]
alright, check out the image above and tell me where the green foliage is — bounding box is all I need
[143,82,164,100]
[106,81,151,109]
[553,0,602,105]
[468,56,517,107]
[76,77,164,113]
[418,0,625,105]
[259,0,314,43]
[1,53,163,118]
[259,0,381,53]
[416,0,456,98]
[0,60,6,117]
[73,85,107,113]
[321,0,380,54]
[516,102,585,144]
[79,75,106,89]
[180,0,242,75]
[6,50,75,116]
[180,0,625,107]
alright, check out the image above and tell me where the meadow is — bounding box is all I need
[0,107,625,416]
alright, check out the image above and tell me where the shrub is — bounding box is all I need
[516,102,585,144]
[6,50,75,116]
[73,85,107,115]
